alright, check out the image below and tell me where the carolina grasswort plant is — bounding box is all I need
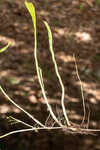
[0,1,100,138]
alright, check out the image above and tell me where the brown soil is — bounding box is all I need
[0,0,100,150]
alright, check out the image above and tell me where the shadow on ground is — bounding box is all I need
[0,0,100,150]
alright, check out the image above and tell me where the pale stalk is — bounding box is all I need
[73,54,86,124]
[0,86,44,127]
[25,1,62,127]
[44,21,70,126]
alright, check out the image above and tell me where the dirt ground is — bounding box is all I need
[0,0,100,150]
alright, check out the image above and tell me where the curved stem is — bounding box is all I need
[44,21,70,126]
[0,86,45,127]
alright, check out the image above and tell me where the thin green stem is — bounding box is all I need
[25,1,62,127]
[44,21,70,126]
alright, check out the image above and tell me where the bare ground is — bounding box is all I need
[0,0,100,150]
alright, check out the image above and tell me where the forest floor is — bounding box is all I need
[0,0,100,150]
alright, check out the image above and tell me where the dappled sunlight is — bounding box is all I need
[19,48,32,54]
[0,35,16,47]
[0,70,10,78]
[91,120,97,128]
[29,95,38,104]
[75,32,92,43]
[0,35,28,50]
[64,94,79,103]
[53,27,68,38]
[75,81,100,104]
[0,0,100,149]
[0,104,20,113]
[39,10,49,17]
[56,52,73,63]
[70,112,82,121]
[39,97,61,105]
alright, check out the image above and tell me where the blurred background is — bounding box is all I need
[0,0,100,149]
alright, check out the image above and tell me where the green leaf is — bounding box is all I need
[25,1,62,126]
[0,42,11,53]
[25,1,37,67]
[25,1,36,35]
